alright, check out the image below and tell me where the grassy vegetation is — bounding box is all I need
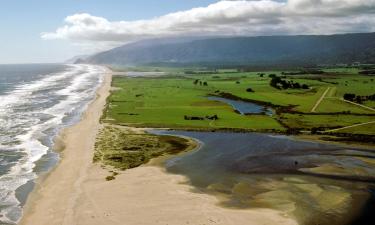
[103,66,375,136]
[280,114,375,129]
[336,123,375,135]
[104,76,284,131]
[315,98,372,114]
[94,125,193,171]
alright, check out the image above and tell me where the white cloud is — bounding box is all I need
[42,0,375,49]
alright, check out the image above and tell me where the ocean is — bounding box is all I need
[0,64,105,224]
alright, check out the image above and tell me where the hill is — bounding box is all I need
[85,33,375,67]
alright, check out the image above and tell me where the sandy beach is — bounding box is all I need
[20,71,297,225]
[19,70,112,225]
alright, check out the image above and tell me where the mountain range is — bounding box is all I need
[82,32,375,67]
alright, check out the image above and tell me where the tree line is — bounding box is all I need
[184,115,219,121]
[343,93,375,104]
[269,75,309,90]
[193,79,208,86]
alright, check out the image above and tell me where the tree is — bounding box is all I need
[311,127,321,134]
[343,93,356,101]
[355,95,362,104]
[270,76,282,89]
[293,82,301,89]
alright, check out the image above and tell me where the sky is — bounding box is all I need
[1,0,375,64]
[0,0,217,64]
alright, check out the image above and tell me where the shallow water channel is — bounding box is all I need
[156,131,375,225]
[207,96,273,115]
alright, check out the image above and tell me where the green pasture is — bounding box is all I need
[104,67,375,135]
[105,76,283,130]
[280,114,375,129]
[184,72,327,112]
[322,67,360,74]
[337,122,375,135]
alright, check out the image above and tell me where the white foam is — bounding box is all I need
[0,64,106,224]
[0,64,82,112]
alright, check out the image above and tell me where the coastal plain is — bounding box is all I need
[106,67,375,137]
[20,65,375,225]
[20,69,297,225]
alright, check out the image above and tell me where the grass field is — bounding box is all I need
[105,76,283,131]
[338,122,375,135]
[105,67,375,135]
[280,114,375,129]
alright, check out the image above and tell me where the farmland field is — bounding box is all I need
[105,76,283,131]
[104,67,375,135]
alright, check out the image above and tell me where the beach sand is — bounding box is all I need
[20,71,297,225]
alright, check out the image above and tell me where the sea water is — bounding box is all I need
[0,64,105,224]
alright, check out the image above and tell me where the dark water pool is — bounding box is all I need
[156,131,375,225]
[207,96,273,115]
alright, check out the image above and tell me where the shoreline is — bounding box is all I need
[25,66,374,225]
[19,70,112,225]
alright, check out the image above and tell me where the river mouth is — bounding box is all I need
[158,131,375,225]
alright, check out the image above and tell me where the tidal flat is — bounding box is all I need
[155,130,375,225]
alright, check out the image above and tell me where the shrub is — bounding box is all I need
[106,175,115,181]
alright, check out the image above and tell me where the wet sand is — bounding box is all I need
[74,165,296,225]
[20,71,297,225]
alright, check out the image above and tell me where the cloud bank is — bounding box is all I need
[42,0,375,48]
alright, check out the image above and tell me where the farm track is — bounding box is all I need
[327,86,337,97]
[311,87,330,112]
[324,120,375,133]
[341,99,375,112]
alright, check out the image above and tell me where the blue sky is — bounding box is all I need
[0,0,217,64]
[1,0,374,64]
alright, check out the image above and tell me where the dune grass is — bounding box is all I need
[94,125,193,171]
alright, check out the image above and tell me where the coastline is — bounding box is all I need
[19,70,112,225]
[19,70,297,225]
